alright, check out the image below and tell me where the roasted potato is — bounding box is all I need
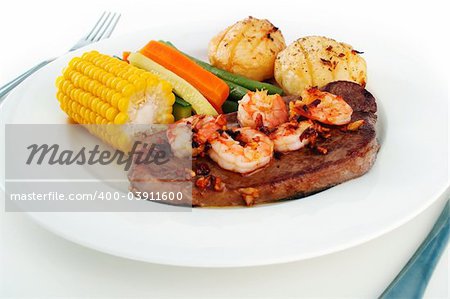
[208,17,286,81]
[274,36,367,95]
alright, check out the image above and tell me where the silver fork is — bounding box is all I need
[0,11,121,100]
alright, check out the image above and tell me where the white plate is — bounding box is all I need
[1,21,448,267]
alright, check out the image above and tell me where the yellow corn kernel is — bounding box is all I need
[55,76,64,88]
[110,93,121,108]
[121,84,136,97]
[114,112,128,125]
[100,102,109,116]
[115,79,128,91]
[90,97,100,111]
[117,97,129,112]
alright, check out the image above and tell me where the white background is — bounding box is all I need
[0,0,449,297]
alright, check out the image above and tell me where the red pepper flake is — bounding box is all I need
[211,175,225,191]
[255,113,263,127]
[320,58,333,67]
[195,176,211,190]
[195,174,225,192]
[254,114,271,135]
[313,123,331,139]
[338,53,345,58]
[351,49,364,54]
[326,45,333,51]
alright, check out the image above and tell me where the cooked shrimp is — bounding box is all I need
[208,127,274,174]
[290,88,353,125]
[270,120,315,152]
[237,90,289,129]
[167,114,226,157]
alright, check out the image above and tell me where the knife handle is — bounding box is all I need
[379,200,449,299]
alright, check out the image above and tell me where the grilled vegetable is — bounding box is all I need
[140,41,229,112]
[128,52,218,116]
[275,36,367,95]
[161,41,284,95]
[173,96,192,120]
[221,100,239,114]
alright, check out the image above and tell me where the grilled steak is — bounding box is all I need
[128,81,380,207]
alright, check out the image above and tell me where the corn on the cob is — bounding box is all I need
[56,50,175,125]
[55,51,176,151]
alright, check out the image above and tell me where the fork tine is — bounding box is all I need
[103,14,121,39]
[68,11,120,52]
[85,11,107,41]
[89,12,112,41]
[96,13,121,41]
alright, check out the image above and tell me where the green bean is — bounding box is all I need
[221,101,239,114]
[161,41,284,95]
[225,80,249,101]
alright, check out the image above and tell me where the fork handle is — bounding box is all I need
[379,200,449,299]
[0,58,55,100]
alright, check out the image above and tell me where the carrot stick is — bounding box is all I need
[140,41,229,113]
[122,51,131,62]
